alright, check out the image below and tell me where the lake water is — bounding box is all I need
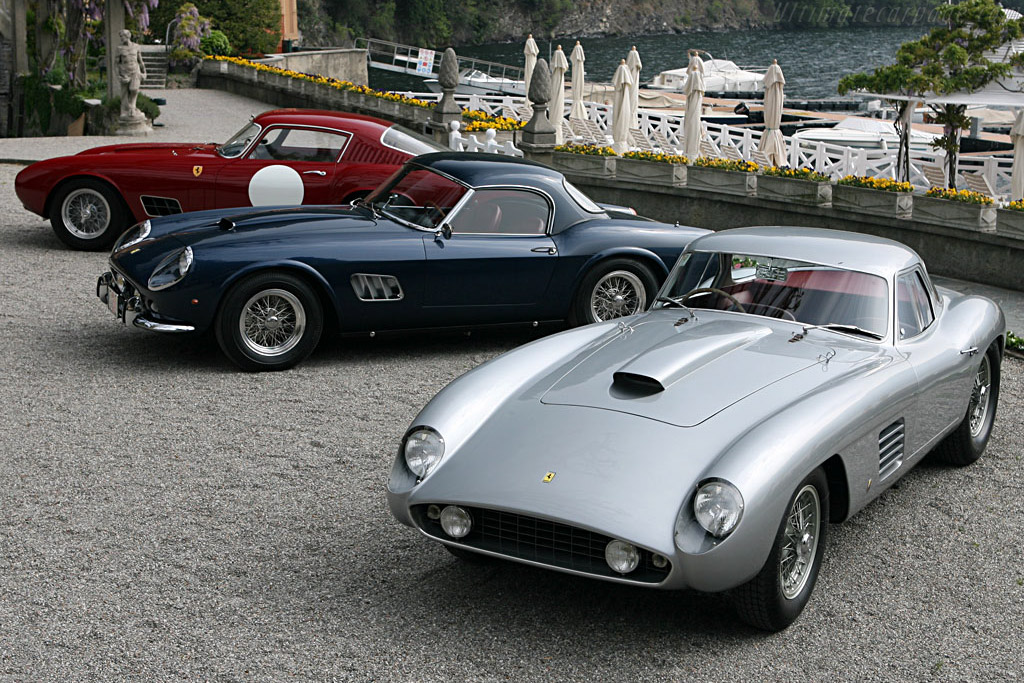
[369,26,928,100]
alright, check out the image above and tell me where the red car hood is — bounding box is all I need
[74,142,220,158]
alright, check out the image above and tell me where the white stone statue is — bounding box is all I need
[115,29,146,119]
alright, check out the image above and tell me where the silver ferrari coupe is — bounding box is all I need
[386,226,1006,631]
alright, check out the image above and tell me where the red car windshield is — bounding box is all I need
[660,252,890,339]
[365,167,468,230]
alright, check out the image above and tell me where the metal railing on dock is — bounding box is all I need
[355,37,525,95]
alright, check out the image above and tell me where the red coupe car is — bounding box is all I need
[15,109,444,250]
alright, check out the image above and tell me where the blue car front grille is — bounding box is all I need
[413,504,671,584]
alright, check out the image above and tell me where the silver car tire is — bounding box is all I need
[49,179,127,251]
[932,343,1000,466]
[570,258,658,326]
[215,271,324,372]
[732,467,829,632]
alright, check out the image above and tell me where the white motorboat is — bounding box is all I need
[425,68,524,96]
[791,116,938,151]
[649,54,766,95]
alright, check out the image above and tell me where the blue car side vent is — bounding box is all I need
[351,273,404,302]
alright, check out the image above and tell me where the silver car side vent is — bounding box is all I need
[140,195,183,217]
[351,273,403,302]
[878,419,905,480]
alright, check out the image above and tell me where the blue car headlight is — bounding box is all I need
[114,219,152,252]
[404,427,445,479]
[148,246,194,291]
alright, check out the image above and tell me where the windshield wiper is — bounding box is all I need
[655,296,698,320]
[800,323,884,340]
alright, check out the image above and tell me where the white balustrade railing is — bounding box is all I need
[394,90,1014,192]
[447,121,523,157]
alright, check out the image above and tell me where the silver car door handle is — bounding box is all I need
[531,246,557,255]
[960,347,978,356]
[302,170,327,176]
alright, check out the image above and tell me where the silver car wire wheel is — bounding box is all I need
[61,188,111,239]
[968,353,992,437]
[779,484,821,600]
[239,288,306,357]
[590,270,646,322]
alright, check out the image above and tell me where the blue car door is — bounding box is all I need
[422,188,559,325]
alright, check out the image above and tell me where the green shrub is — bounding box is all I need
[201,29,231,55]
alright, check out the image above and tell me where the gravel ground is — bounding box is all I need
[1,161,1023,681]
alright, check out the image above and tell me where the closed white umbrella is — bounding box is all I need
[1012,109,1024,201]
[569,41,588,120]
[626,45,642,126]
[758,59,787,166]
[612,59,634,154]
[550,45,569,144]
[523,34,539,103]
[683,51,705,159]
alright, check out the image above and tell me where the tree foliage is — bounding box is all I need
[839,0,1024,186]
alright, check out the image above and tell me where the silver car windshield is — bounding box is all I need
[660,251,890,339]
[364,166,468,230]
[217,121,261,158]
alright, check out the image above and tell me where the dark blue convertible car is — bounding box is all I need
[97,153,708,371]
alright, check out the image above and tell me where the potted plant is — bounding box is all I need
[756,166,832,205]
[687,157,758,196]
[832,175,914,218]
[914,187,995,232]
[996,199,1024,238]
[615,150,689,186]
[551,143,618,177]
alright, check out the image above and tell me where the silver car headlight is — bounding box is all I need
[404,427,444,479]
[148,246,194,291]
[114,219,152,251]
[693,480,744,538]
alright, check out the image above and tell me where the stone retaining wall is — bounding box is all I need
[196,59,432,132]
[257,50,368,86]
[569,174,1023,293]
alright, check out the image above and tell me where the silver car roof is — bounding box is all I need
[687,226,922,277]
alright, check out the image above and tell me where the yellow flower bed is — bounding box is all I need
[205,55,435,108]
[462,110,525,131]
[837,175,913,193]
[761,166,829,182]
[621,150,689,164]
[692,157,759,173]
[554,143,617,156]
[1003,199,1024,212]
[924,187,994,205]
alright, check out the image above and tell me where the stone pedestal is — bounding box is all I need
[117,113,152,136]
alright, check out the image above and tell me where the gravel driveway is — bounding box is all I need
[1,162,1022,681]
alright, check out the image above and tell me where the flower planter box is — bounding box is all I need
[913,196,996,232]
[550,151,616,177]
[616,158,687,186]
[687,165,755,196]
[996,208,1024,239]
[831,184,912,219]
[756,174,831,205]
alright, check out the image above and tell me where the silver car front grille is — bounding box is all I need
[414,505,671,584]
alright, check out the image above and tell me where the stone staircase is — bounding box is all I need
[139,45,168,89]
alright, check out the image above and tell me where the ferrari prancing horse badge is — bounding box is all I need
[542,472,556,483]
[193,165,203,177]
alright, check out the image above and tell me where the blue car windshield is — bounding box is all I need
[366,167,469,230]
[660,251,890,339]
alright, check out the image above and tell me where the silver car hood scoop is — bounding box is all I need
[542,316,830,427]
